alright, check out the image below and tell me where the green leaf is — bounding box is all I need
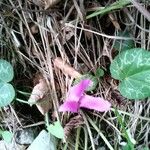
[47,121,64,139]
[114,31,134,51]
[1,131,13,143]
[95,67,104,77]
[0,82,15,107]
[0,59,14,82]
[74,74,98,91]
[110,48,150,99]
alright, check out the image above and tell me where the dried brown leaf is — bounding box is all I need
[28,74,52,115]
[54,57,82,79]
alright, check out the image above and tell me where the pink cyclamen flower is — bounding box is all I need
[59,79,111,113]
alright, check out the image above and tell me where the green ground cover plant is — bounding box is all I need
[110,48,150,99]
[0,59,15,107]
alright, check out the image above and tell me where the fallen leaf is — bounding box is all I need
[28,74,52,115]
[54,57,82,79]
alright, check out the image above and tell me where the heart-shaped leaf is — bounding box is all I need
[47,121,64,139]
[110,48,150,99]
[0,82,15,107]
[0,59,14,82]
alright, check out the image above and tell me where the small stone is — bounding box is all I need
[0,140,27,150]
[27,130,57,150]
[15,128,38,145]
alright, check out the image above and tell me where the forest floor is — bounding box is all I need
[0,0,150,150]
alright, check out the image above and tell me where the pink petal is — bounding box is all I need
[67,79,91,102]
[59,101,79,113]
[80,95,111,112]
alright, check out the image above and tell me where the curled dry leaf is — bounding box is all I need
[30,0,60,9]
[54,57,82,79]
[28,74,52,115]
